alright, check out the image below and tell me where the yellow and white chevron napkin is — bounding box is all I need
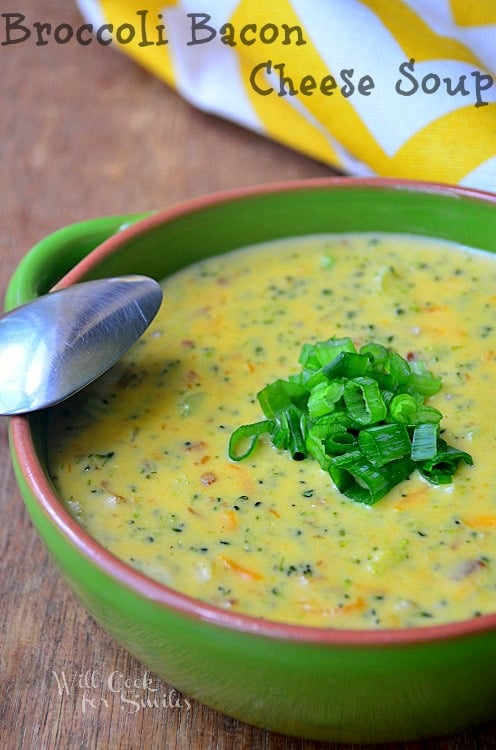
[77,1,496,190]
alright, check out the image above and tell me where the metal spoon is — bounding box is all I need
[0,275,163,416]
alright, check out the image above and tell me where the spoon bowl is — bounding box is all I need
[0,275,163,415]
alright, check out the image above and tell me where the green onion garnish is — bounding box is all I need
[411,422,438,461]
[228,420,273,461]
[343,377,387,426]
[417,438,473,484]
[358,423,411,467]
[329,451,414,505]
[228,337,473,504]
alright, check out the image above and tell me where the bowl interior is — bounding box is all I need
[20,179,496,631]
[15,181,496,585]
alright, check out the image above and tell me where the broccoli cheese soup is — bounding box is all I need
[48,233,496,629]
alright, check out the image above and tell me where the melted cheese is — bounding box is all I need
[48,233,496,629]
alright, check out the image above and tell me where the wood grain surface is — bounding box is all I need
[1,3,495,749]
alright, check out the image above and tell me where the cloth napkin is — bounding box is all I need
[77,1,496,190]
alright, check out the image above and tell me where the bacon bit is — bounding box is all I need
[186,370,201,387]
[219,555,263,581]
[268,508,280,519]
[181,339,195,349]
[185,440,208,452]
[101,480,128,503]
[406,351,416,362]
[200,471,217,486]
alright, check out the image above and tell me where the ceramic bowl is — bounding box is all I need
[7,179,496,743]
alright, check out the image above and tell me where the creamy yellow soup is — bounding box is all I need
[48,233,496,629]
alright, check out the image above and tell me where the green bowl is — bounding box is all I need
[7,179,496,743]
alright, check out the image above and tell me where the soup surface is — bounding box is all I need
[48,233,496,629]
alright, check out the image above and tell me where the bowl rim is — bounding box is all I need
[11,176,496,646]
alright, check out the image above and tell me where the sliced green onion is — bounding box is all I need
[344,377,387,425]
[307,380,344,419]
[417,440,474,484]
[358,423,411,467]
[285,406,308,461]
[411,422,438,461]
[257,379,307,418]
[405,372,442,397]
[381,390,395,408]
[388,393,418,424]
[305,350,368,389]
[298,342,321,370]
[325,427,357,456]
[228,420,273,461]
[257,380,292,418]
[388,393,443,425]
[359,342,389,368]
[299,337,356,371]
[387,350,411,384]
[329,451,414,505]
[366,370,396,392]
[229,336,473,505]
[316,336,356,362]
[271,406,308,460]
[324,351,369,379]
[419,406,443,424]
[322,410,357,430]
[305,430,331,471]
[271,412,288,451]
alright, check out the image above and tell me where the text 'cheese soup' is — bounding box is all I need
[48,234,496,629]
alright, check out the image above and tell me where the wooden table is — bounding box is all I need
[1,3,495,748]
